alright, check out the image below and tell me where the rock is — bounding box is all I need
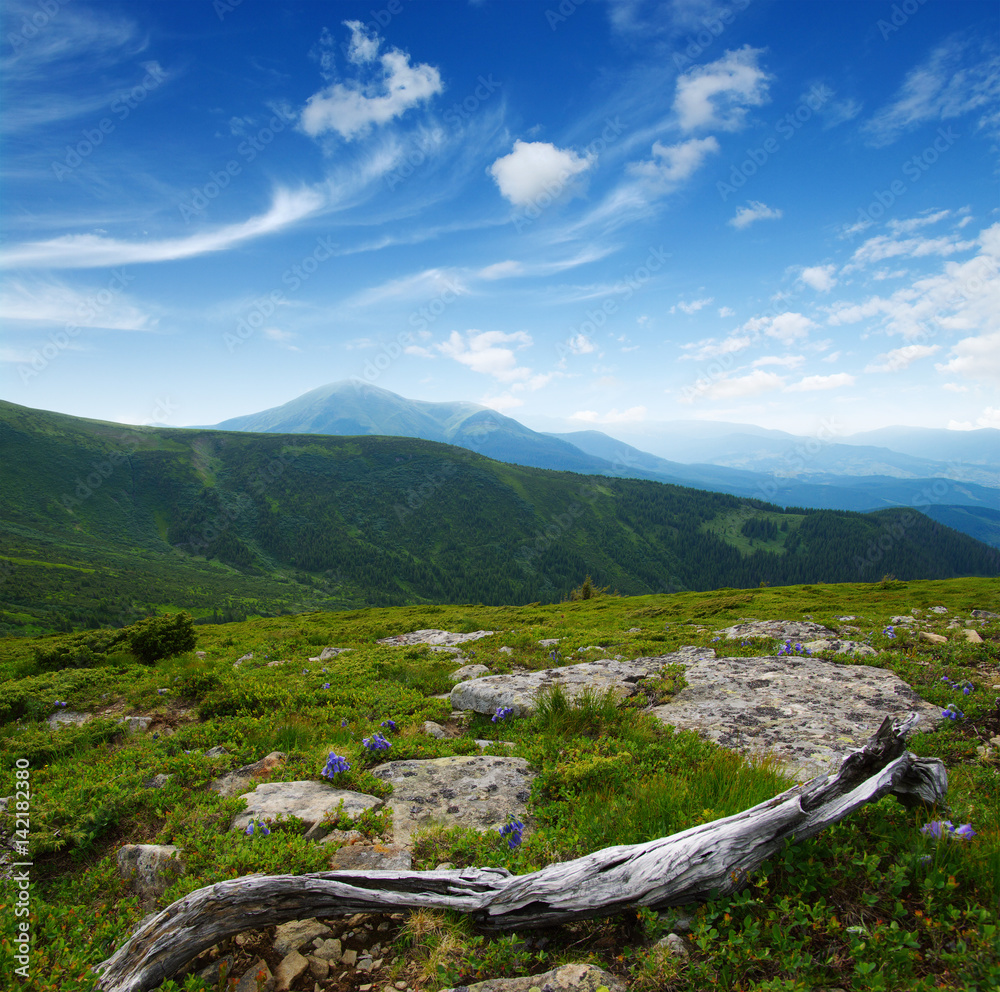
[377,629,494,647]
[116,844,184,905]
[274,919,332,956]
[972,610,1000,620]
[370,755,534,846]
[449,664,491,682]
[117,716,152,734]
[306,955,329,981]
[210,751,287,798]
[919,632,948,644]
[47,710,92,729]
[319,647,352,660]
[328,843,412,871]
[341,949,358,967]
[964,629,984,644]
[196,651,207,659]
[835,616,856,621]
[231,782,383,840]
[803,639,877,657]
[538,638,560,647]
[274,949,308,991]
[143,773,172,789]
[234,959,274,992]
[655,933,689,959]
[717,620,838,640]
[205,745,229,757]
[266,660,287,667]
[236,653,253,664]
[311,937,342,962]
[929,606,949,614]
[450,648,713,717]
[888,616,916,625]
[439,962,626,992]
[198,954,236,985]
[499,646,514,655]
[423,721,449,739]
[649,652,944,781]
[475,739,516,750]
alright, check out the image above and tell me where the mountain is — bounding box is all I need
[2,399,997,636]
[840,426,1000,465]
[210,384,999,545]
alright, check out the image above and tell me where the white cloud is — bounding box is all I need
[673,45,771,132]
[263,327,299,351]
[729,200,782,230]
[478,260,523,280]
[344,267,465,308]
[765,312,815,343]
[299,22,442,140]
[718,305,735,317]
[752,354,805,369]
[785,372,855,392]
[671,296,713,315]
[864,343,940,373]
[845,232,977,270]
[489,140,594,207]
[628,136,720,191]
[0,276,152,330]
[0,187,325,269]
[680,333,751,360]
[975,406,1000,428]
[437,329,534,382]
[799,264,837,292]
[935,330,1000,385]
[887,209,952,235]
[861,37,1000,147]
[681,368,785,403]
[570,406,647,423]
[480,392,524,413]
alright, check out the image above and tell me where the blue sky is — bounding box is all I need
[1,0,998,438]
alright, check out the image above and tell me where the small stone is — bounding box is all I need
[373,958,384,969]
[341,949,358,967]
[423,721,448,739]
[964,629,984,644]
[359,985,373,992]
[919,631,948,644]
[204,745,228,757]
[234,959,273,992]
[436,861,455,870]
[929,606,948,614]
[395,983,408,990]
[274,950,308,992]
[356,955,374,972]
[306,955,329,981]
[311,937,342,962]
[656,933,689,960]
[273,919,332,956]
[499,646,514,654]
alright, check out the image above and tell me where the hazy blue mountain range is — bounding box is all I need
[210,383,1000,546]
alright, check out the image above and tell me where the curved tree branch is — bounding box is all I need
[95,715,946,992]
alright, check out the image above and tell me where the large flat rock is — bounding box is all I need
[377,629,494,646]
[231,781,383,840]
[650,652,944,780]
[450,647,713,716]
[370,755,534,846]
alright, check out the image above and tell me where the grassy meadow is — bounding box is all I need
[1,577,999,991]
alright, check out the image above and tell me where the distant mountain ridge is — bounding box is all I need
[2,398,998,636]
[209,382,1000,546]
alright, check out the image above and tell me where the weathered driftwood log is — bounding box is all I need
[95,715,946,992]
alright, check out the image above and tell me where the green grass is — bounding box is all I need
[0,578,998,991]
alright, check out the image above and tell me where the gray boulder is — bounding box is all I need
[439,962,626,992]
[116,844,184,905]
[231,782,383,840]
[370,755,534,846]
[717,620,838,640]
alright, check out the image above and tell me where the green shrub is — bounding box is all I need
[127,612,196,664]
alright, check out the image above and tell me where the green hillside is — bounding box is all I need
[1,399,997,636]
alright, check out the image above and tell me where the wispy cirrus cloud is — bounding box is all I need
[861,36,1000,147]
[729,200,782,230]
[0,186,325,269]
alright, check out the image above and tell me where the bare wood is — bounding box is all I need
[95,715,946,992]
